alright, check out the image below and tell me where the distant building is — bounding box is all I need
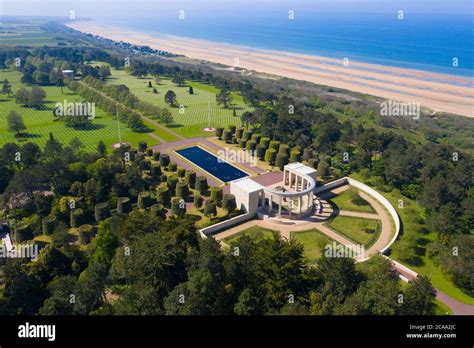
[62,70,74,79]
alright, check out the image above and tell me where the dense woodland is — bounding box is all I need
[0,26,472,315]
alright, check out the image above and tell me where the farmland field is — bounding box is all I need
[0,70,159,151]
[102,65,253,138]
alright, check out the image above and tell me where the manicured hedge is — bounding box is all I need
[42,216,57,236]
[117,197,132,214]
[210,187,223,206]
[269,140,281,151]
[176,182,190,200]
[70,208,84,228]
[264,148,277,165]
[160,153,170,167]
[195,176,209,194]
[275,153,289,170]
[222,194,237,212]
[157,186,171,206]
[78,224,95,245]
[95,202,110,222]
[185,170,196,188]
[138,192,152,209]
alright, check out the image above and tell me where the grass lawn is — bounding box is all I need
[433,299,453,315]
[0,70,159,151]
[290,229,335,265]
[329,188,375,213]
[327,215,381,248]
[350,173,474,306]
[101,66,253,138]
[223,226,279,245]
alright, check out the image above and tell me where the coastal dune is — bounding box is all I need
[68,22,474,118]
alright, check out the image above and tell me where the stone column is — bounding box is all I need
[298,196,302,213]
[278,196,282,216]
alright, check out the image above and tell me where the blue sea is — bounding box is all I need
[92,0,474,77]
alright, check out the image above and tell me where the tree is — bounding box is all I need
[126,113,144,131]
[189,86,194,94]
[29,86,47,109]
[401,276,436,315]
[216,89,232,108]
[99,65,111,80]
[172,75,185,86]
[2,79,13,96]
[165,90,177,107]
[317,160,330,179]
[222,194,237,212]
[97,140,107,156]
[160,109,174,125]
[7,110,26,135]
[14,87,30,105]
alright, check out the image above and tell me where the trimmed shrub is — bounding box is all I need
[318,160,330,178]
[117,197,132,214]
[290,149,302,163]
[15,224,33,243]
[215,127,224,139]
[303,148,313,161]
[194,194,203,209]
[229,125,236,134]
[138,192,152,209]
[160,174,167,183]
[242,130,252,141]
[275,153,289,170]
[307,158,318,169]
[177,168,186,178]
[171,197,186,217]
[138,141,147,153]
[78,224,94,245]
[222,194,237,212]
[251,133,261,144]
[185,170,196,188]
[95,202,110,222]
[239,139,247,149]
[167,175,179,194]
[246,140,257,152]
[70,208,84,228]
[204,200,217,218]
[42,216,57,236]
[259,137,270,149]
[153,151,160,161]
[160,153,170,167]
[195,176,209,194]
[210,187,223,206]
[157,186,171,206]
[236,127,245,139]
[264,148,277,165]
[151,164,162,176]
[256,144,267,160]
[223,129,232,143]
[168,162,178,172]
[269,140,281,151]
[176,182,190,200]
[278,144,290,155]
[146,148,153,157]
[150,203,166,218]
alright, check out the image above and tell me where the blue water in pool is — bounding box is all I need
[175,146,248,183]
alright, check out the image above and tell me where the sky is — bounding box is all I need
[1,0,473,19]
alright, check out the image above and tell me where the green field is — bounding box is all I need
[103,66,253,138]
[0,70,159,151]
[223,226,279,245]
[327,215,381,248]
[350,173,474,306]
[290,229,336,265]
[0,21,76,47]
[329,188,375,213]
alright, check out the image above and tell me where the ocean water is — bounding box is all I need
[94,1,474,77]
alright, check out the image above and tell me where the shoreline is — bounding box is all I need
[67,21,474,118]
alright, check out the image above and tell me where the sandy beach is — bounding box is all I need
[68,21,474,118]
